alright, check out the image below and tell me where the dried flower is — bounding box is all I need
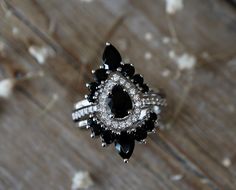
[28,45,55,64]
[222,157,231,168]
[165,0,184,15]
[170,174,183,181]
[169,51,196,70]
[0,79,15,99]
[71,171,93,190]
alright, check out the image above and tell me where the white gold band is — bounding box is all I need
[72,91,166,129]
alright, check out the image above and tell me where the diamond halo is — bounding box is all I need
[96,72,142,133]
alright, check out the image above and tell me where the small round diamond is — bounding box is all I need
[135,102,141,107]
[135,109,140,114]
[120,78,125,84]
[125,83,131,88]
[130,89,136,94]
[113,74,120,81]
[134,95,139,101]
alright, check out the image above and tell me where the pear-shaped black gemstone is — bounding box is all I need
[94,69,108,83]
[132,74,144,85]
[88,119,101,136]
[102,43,122,71]
[101,129,115,144]
[135,127,147,141]
[108,85,132,118]
[121,64,135,77]
[115,132,135,160]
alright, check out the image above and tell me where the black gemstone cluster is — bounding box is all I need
[74,43,163,162]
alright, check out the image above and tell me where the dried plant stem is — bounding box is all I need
[37,93,59,117]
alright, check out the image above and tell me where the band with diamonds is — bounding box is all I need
[72,91,165,126]
[72,42,166,163]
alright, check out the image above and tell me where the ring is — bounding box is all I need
[72,43,166,163]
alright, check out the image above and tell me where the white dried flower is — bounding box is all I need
[0,41,6,53]
[71,171,93,190]
[28,45,55,64]
[222,158,231,168]
[144,52,152,60]
[144,32,153,41]
[0,79,15,99]
[165,0,184,15]
[176,53,196,70]
[170,174,183,181]
[162,37,171,44]
[12,27,20,36]
[169,51,196,70]
[162,69,171,77]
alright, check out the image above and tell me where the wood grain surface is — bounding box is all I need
[0,0,236,189]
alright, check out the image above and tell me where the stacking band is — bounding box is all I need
[72,91,166,129]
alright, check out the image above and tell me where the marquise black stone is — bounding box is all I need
[101,129,115,144]
[88,119,101,136]
[87,93,95,103]
[115,132,135,160]
[94,69,108,83]
[87,82,98,93]
[102,43,122,71]
[108,85,133,118]
[121,64,135,77]
[140,83,149,93]
[143,119,155,132]
[149,112,157,121]
[134,128,147,141]
[132,74,144,85]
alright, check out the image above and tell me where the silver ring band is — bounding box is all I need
[72,91,166,128]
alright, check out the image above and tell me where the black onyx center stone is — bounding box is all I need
[107,85,133,118]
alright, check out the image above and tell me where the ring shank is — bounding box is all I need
[72,91,166,128]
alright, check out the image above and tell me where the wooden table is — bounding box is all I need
[0,0,236,189]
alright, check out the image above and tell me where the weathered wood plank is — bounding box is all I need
[0,0,236,189]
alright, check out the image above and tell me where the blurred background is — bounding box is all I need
[0,0,236,190]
